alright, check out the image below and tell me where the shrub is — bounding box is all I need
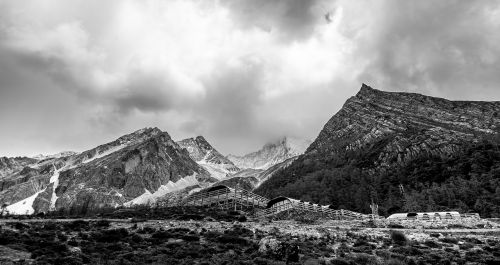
[330,258,352,265]
[390,231,408,246]
[151,231,173,240]
[386,259,406,265]
[350,253,380,265]
[237,215,247,222]
[459,243,474,250]
[439,237,459,244]
[64,220,89,230]
[181,234,200,242]
[423,240,440,248]
[95,219,110,227]
[217,235,248,245]
[129,233,144,244]
[137,226,156,234]
[57,232,68,242]
[12,222,30,230]
[388,224,405,229]
[93,228,129,243]
[391,246,422,256]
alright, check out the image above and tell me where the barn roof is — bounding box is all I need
[266,196,292,208]
[205,185,232,192]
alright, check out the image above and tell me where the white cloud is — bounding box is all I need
[0,0,499,156]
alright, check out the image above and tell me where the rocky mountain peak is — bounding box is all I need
[116,127,164,144]
[177,136,239,180]
[1,127,213,215]
[256,84,500,217]
[228,137,311,170]
[307,83,500,161]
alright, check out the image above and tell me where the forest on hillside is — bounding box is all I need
[255,137,500,218]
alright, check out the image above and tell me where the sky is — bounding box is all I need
[1,0,500,157]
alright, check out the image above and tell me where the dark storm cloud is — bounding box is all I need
[221,0,329,41]
[1,0,500,157]
[185,61,266,152]
[353,0,500,99]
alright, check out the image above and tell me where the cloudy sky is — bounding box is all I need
[1,0,500,157]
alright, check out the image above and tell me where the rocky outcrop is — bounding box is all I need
[1,127,215,214]
[307,84,500,169]
[0,157,37,179]
[177,136,240,180]
[228,137,311,170]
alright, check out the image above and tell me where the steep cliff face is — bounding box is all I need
[1,128,214,214]
[256,84,500,217]
[227,137,311,170]
[177,136,240,180]
[307,84,500,168]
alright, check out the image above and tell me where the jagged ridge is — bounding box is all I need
[1,128,215,214]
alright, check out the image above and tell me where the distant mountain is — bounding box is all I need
[177,136,240,180]
[256,84,500,217]
[227,137,311,170]
[0,128,216,215]
[32,151,79,161]
[0,157,37,179]
[217,156,298,191]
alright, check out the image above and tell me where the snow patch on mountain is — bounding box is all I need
[177,136,240,180]
[82,143,127,164]
[124,174,199,206]
[49,165,62,210]
[5,190,44,215]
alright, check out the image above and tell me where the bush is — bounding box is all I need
[151,231,173,240]
[217,235,248,245]
[386,259,406,265]
[95,219,110,227]
[440,237,459,244]
[64,220,89,230]
[459,243,474,250]
[390,231,408,246]
[423,240,441,248]
[388,224,405,229]
[350,253,379,265]
[92,228,129,243]
[330,258,352,265]
[12,222,30,230]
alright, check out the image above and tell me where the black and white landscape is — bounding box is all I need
[1,1,500,265]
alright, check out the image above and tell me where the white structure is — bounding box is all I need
[387,211,462,220]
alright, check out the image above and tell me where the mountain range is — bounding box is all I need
[1,84,499,217]
[0,128,309,214]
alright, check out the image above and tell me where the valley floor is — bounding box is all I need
[0,217,499,265]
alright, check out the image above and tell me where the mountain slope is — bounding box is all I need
[227,137,311,170]
[177,136,240,180]
[0,157,37,179]
[255,84,500,217]
[216,156,298,191]
[1,128,214,215]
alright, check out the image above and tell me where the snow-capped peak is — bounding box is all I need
[227,136,312,170]
[32,151,79,160]
[177,136,239,180]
